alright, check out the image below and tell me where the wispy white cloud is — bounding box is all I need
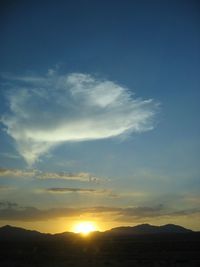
[1,70,158,165]
[0,167,101,182]
[0,167,36,178]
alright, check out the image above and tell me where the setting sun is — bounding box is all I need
[73,222,97,235]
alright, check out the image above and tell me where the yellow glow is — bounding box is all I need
[73,221,97,235]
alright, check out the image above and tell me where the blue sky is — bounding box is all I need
[0,0,200,232]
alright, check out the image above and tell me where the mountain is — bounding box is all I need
[0,225,50,241]
[0,224,194,241]
[107,223,193,235]
[0,225,77,241]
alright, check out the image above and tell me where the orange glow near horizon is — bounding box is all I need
[73,221,98,235]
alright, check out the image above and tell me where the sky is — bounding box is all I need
[0,0,200,233]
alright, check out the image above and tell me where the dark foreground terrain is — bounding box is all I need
[0,225,200,267]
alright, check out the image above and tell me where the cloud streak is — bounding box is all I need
[46,187,101,193]
[1,70,158,165]
[0,167,101,182]
[0,202,199,222]
[45,187,117,197]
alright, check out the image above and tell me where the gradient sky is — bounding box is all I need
[0,0,200,233]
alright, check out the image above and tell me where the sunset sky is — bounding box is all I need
[0,0,199,233]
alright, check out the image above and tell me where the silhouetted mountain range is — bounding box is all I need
[106,223,193,235]
[0,225,50,241]
[0,223,194,241]
[0,224,199,267]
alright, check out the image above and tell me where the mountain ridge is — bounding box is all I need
[106,223,193,235]
[0,223,195,241]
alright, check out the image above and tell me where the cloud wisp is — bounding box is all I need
[45,187,117,197]
[0,167,101,183]
[1,70,158,165]
[0,201,199,222]
[46,187,101,193]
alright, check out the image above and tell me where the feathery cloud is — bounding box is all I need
[1,70,158,165]
[0,167,101,182]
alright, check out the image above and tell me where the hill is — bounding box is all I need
[0,224,199,267]
[0,223,194,241]
[106,223,193,235]
[0,225,50,241]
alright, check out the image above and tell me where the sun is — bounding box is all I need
[73,221,97,235]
